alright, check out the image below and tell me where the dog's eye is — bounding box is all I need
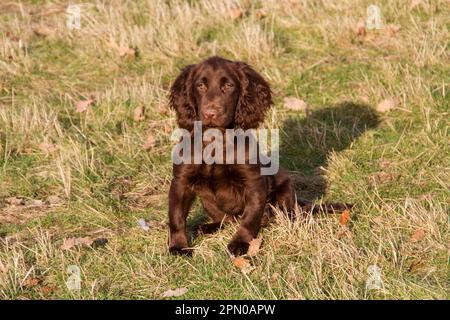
[223,82,234,90]
[197,83,207,91]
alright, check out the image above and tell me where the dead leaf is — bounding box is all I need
[339,209,351,225]
[33,26,53,37]
[376,98,396,113]
[147,221,167,229]
[270,272,280,282]
[229,8,243,20]
[25,199,44,206]
[370,171,397,185]
[247,238,262,256]
[38,139,58,154]
[356,19,366,37]
[408,258,425,273]
[233,256,249,268]
[158,104,169,116]
[5,197,24,206]
[162,287,188,298]
[233,257,255,275]
[143,134,156,150]
[23,147,34,154]
[255,9,266,20]
[0,261,8,274]
[410,229,425,243]
[60,237,76,250]
[387,24,401,36]
[107,39,136,58]
[283,97,308,112]
[133,105,146,122]
[41,285,56,295]
[23,278,40,287]
[75,98,94,113]
[336,225,353,239]
[47,195,63,205]
[61,237,93,250]
[411,0,422,9]
[118,46,136,58]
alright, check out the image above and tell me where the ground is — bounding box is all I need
[0,0,448,299]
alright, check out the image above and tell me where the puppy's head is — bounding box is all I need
[169,56,272,130]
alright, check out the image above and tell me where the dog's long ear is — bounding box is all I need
[234,62,272,129]
[169,64,198,130]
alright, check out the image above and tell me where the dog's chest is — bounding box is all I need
[191,164,245,212]
[192,165,241,189]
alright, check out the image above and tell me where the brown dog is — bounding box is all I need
[168,56,347,256]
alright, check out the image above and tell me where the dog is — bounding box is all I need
[167,56,348,256]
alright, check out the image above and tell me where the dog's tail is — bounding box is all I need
[297,197,352,214]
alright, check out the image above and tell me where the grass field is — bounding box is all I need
[0,0,448,299]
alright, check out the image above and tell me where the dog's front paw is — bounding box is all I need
[227,240,250,256]
[169,246,193,256]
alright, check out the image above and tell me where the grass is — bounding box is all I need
[0,0,448,299]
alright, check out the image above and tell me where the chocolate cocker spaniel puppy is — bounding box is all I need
[167,56,345,256]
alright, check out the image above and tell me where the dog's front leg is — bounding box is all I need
[228,177,267,256]
[168,178,195,255]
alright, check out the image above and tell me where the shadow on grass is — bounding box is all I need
[280,101,380,201]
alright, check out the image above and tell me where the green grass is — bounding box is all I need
[0,0,448,299]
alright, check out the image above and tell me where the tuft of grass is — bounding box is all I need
[0,0,448,299]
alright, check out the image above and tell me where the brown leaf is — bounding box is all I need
[232,256,248,268]
[376,98,396,113]
[356,19,366,37]
[5,197,25,206]
[143,134,156,150]
[0,261,8,274]
[38,139,58,154]
[336,225,353,239]
[339,209,351,225]
[33,26,53,37]
[23,277,41,287]
[60,238,76,250]
[229,8,243,20]
[75,98,94,113]
[46,195,63,205]
[254,9,266,20]
[408,258,423,272]
[107,39,136,58]
[387,24,401,36]
[270,272,280,282]
[410,0,422,9]
[22,147,34,154]
[370,171,397,185]
[61,237,93,250]
[133,105,146,122]
[410,229,425,243]
[283,97,308,112]
[162,287,188,298]
[247,238,262,256]
[41,285,56,295]
[25,199,44,206]
[119,46,136,57]
[232,257,255,274]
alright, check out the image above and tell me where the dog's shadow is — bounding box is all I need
[187,102,380,234]
[280,101,380,201]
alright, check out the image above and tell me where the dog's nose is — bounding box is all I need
[203,111,216,120]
